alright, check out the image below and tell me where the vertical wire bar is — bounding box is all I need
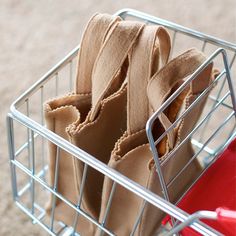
[146,130,170,202]
[146,122,176,226]
[214,52,236,100]
[204,121,236,165]
[30,130,35,215]
[198,78,226,143]
[7,116,18,200]
[55,72,59,96]
[225,122,236,144]
[167,111,235,189]
[163,91,230,166]
[40,86,46,181]
[50,146,61,231]
[26,99,31,168]
[69,60,73,92]
[201,41,207,52]
[199,53,236,143]
[72,163,88,235]
[26,99,31,171]
[26,98,34,211]
[130,201,147,236]
[40,86,45,126]
[222,50,236,117]
[229,52,236,69]
[99,182,117,236]
[169,31,177,59]
[169,220,181,236]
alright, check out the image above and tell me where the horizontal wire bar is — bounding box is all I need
[56,225,69,235]
[117,9,236,51]
[61,227,77,236]
[11,158,115,236]
[191,139,214,155]
[208,95,232,109]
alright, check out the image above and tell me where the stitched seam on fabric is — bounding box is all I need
[67,86,127,136]
[45,93,91,109]
[112,128,146,158]
[44,104,80,117]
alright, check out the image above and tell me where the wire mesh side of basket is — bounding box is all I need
[7,9,236,236]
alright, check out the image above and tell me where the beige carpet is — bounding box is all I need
[0,0,235,235]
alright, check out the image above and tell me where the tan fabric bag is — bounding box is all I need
[45,15,146,234]
[98,46,217,235]
[65,20,145,234]
[44,13,121,234]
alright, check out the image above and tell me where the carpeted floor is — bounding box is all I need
[0,1,235,235]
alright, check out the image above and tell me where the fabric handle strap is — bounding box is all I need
[147,48,212,149]
[75,13,121,94]
[147,48,209,111]
[89,20,145,121]
[127,26,171,134]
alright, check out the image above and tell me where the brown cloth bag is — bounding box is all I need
[44,13,121,234]
[98,46,217,235]
[66,20,145,234]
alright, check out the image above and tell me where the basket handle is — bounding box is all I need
[163,208,236,235]
[75,13,121,94]
[216,208,236,223]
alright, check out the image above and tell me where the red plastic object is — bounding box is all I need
[216,208,236,223]
[163,138,236,235]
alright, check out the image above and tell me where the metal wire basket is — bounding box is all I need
[7,9,236,236]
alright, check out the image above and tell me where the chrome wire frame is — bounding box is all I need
[6,9,236,236]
